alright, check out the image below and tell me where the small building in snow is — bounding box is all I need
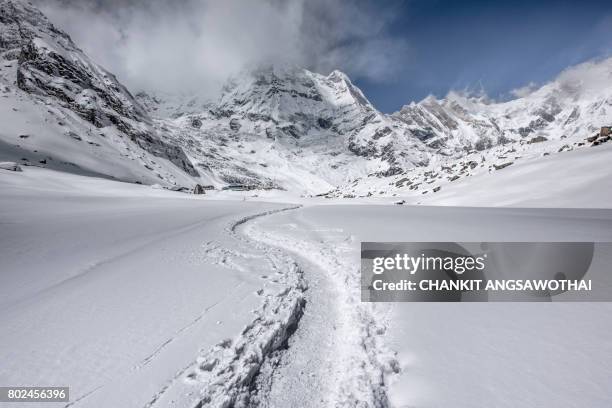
[222,184,253,191]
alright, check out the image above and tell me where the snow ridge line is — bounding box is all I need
[179,205,307,408]
[244,220,400,408]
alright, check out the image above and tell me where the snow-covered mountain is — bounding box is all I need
[324,57,611,199]
[394,58,612,153]
[1,0,611,195]
[215,65,431,175]
[150,59,612,194]
[0,0,197,186]
[143,65,434,193]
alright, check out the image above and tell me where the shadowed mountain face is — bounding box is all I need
[0,0,198,180]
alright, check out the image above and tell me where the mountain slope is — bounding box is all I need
[0,0,198,186]
[394,57,612,153]
[146,58,612,195]
[148,66,434,193]
[2,0,611,195]
[318,57,612,198]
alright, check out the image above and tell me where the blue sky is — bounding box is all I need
[353,0,612,112]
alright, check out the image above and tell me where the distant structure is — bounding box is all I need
[192,184,206,195]
[588,126,612,146]
[222,184,252,191]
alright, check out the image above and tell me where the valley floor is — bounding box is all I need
[1,167,612,407]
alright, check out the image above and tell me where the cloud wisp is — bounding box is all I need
[36,0,408,98]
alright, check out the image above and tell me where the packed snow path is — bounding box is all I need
[242,214,398,408]
[143,205,310,408]
[147,206,397,408]
[256,204,612,408]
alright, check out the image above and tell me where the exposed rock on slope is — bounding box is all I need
[152,66,433,192]
[0,0,198,184]
[215,66,432,173]
[394,57,612,155]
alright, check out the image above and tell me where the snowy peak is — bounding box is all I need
[160,65,433,191]
[127,63,436,192]
[324,69,374,109]
[217,66,375,123]
[394,57,612,153]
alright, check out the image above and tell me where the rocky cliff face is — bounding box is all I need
[0,0,197,179]
[215,66,432,172]
[151,66,434,192]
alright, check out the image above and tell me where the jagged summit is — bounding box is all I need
[217,65,374,120]
[393,56,612,153]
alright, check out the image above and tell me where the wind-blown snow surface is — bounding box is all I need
[0,167,302,408]
[252,205,612,408]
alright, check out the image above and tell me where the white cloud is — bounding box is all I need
[35,0,408,98]
[510,82,538,98]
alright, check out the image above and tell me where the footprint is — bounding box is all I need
[218,338,232,349]
[199,358,218,372]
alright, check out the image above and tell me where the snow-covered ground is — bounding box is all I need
[248,204,612,408]
[2,165,612,407]
[0,167,300,407]
[417,142,612,207]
